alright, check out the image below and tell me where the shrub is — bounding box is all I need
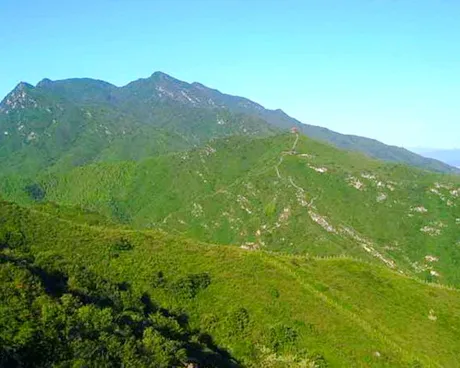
[264,202,276,217]
[229,307,251,334]
[309,353,329,367]
[268,324,298,352]
[170,273,211,299]
[0,230,26,250]
[269,287,280,299]
[152,271,166,288]
[25,183,45,201]
[110,238,134,255]
[201,313,219,331]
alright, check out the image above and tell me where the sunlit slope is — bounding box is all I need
[36,133,460,285]
[1,201,460,367]
[0,80,276,177]
[1,73,457,176]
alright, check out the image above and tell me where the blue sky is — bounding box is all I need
[1,0,458,149]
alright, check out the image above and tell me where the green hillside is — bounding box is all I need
[19,133,459,286]
[118,72,460,174]
[1,201,460,367]
[1,73,460,367]
[0,78,276,176]
[1,72,457,177]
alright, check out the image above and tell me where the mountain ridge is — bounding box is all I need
[2,72,460,367]
[2,71,456,174]
[9,132,459,287]
[0,74,276,176]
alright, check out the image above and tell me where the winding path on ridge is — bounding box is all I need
[274,132,315,207]
[273,133,397,268]
[158,133,397,270]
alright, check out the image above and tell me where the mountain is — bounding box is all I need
[135,74,459,174]
[2,200,460,367]
[1,72,458,176]
[411,148,460,168]
[0,75,276,176]
[6,132,459,287]
[2,72,460,367]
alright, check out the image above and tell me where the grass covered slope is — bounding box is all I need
[1,201,460,367]
[31,133,460,286]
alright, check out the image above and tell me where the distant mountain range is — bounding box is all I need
[411,148,460,168]
[1,71,458,175]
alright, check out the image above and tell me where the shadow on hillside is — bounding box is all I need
[0,238,240,368]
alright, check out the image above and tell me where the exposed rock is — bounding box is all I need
[278,207,290,223]
[376,193,387,202]
[26,131,37,142]
[340,226,395,268]
[420,221,445,236]
[203,145,216,156]
[420,226,441,236]
[240,242,259,250]
[412,206,428,213]
[298,153,315,159]
[347,176,364,190]
[361,173,376,180]
[309,211,336,233]
[308,164,328,173]
[237,195,252,214]
[191,203,204,217]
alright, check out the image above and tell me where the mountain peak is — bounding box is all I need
[0,82,36,111]
[150,71,175,80]
[36,78,53,88]
[191,82,206,88]
[14,81,34,92]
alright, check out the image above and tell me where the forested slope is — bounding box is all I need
[18,133,459,286]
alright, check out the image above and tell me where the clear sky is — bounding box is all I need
[1,0,459,149]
